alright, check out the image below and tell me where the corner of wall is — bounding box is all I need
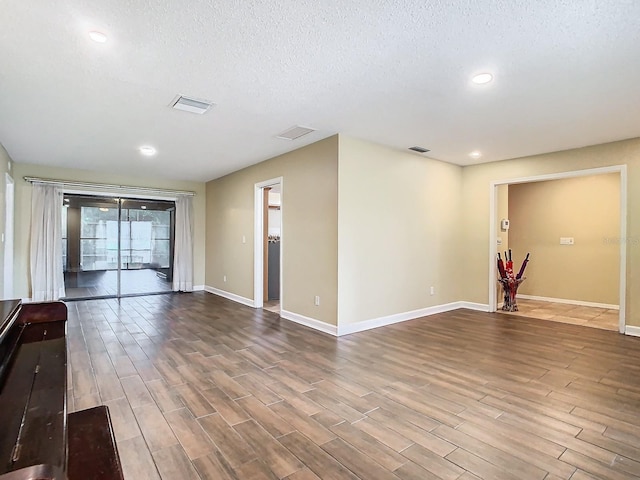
[336,136,466,328]
[203,136,339,328]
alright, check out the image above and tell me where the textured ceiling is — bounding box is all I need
[1,1,639,182]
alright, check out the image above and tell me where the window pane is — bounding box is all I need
[80,207,119,271]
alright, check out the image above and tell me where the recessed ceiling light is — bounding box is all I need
[139,145,157,156]
[471,73,493,85]
[141,206,147,210]
[469,151,482,159]
[99,207,109,212]
[89,31,108,43]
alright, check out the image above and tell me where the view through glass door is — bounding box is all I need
[62,194,175,299]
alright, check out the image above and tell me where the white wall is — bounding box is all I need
[268,191,281,237]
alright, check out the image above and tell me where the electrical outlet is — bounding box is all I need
[560,237,574,245]
[223,275,227,282]
[430,286,435,295]
[242,235,246,244]
[314,296,320,306]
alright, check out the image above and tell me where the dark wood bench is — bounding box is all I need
[67,406,124,480]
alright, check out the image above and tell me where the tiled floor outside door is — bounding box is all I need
[498,298,619,331]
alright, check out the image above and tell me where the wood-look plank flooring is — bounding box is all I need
[66,292,640,480]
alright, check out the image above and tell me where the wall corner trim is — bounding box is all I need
[204,285,255,308]
[280,310,338,336]
[625,325,640,337]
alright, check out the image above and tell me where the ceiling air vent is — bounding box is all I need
[275,126,316,140]
[170,95,214,114]
[408,146,430,153]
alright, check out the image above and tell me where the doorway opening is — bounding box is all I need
[62,194,175,299]
[254,177,283,313]
[489,166,627,334]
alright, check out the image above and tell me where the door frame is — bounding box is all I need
[488,165,627,334]
[254,177,283,309]
[263,187,271,301]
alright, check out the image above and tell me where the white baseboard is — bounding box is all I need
[459,301,491,312]
[193,285,205,291]
[202,287,337,336]
[517,294,619,310]
[198,292,626,339]
[280,309,338,336]
[625,325,640,337]
[337,302,467,336]
[204,286,255,308]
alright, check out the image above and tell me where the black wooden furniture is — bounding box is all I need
[0,300,123,480]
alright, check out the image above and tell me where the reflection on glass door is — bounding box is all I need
[62,194,174,299]
[120,198,173,296]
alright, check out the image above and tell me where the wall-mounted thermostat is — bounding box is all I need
[501,219,510,230]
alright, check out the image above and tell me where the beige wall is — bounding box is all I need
[0,144,13,298]
[337,136,463,325]
[462,137,639,326]
[12,163,206,299]
[205,136,339,326]
[8,134,638,330]
[509,174,620,305]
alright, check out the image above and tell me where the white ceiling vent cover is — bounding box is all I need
[275,125,316,140]
[408,146,430,153]
[170,95,214,114]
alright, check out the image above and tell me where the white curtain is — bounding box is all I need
[173,195,194,292]
[30,183,65,301]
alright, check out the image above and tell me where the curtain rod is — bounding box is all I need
[23,176,196,197]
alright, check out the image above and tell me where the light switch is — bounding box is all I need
[560,237,574,245]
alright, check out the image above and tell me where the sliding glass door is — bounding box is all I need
[119,198,174,296]
[62,194,175,299]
